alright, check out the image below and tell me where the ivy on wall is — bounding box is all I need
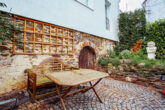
[0,2,6,7]
[0,3,13,44]
[0,2,21,45]
[115,9,146,54]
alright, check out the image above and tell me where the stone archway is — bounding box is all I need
[79,46,96,69]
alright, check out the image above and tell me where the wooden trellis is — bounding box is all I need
[13,16,74,55]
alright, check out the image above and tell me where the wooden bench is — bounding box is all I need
[24,57,75,102]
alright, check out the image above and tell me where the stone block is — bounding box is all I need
[125,76,137,83]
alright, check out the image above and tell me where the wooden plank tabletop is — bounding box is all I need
[45,69,109,86]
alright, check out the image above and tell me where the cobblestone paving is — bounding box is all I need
[18,78,165,110]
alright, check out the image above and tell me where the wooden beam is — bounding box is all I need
[13,52,73,55]
[35,90,57,99]
[33,22,36,53]
[56,28,58,53]
[49,26,51,54]
[67,30,69,54]
[24,19,26,53]
[13,18,16,54]
[41,24,44,54]
[62,29,64,54]
[72,31,74,53]
[14,16,75,31]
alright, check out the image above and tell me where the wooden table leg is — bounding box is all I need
[89,81,103,103]
[62,87,73,98]
[56,85,66,110]
[82,78,102,93]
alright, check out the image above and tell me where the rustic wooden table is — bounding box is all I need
[45,69,109,110]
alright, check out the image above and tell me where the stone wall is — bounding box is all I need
[0,16,116,95]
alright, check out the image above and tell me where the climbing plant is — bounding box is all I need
[0,2,20,45]
[115,9,146,54]
[0,2,6,7]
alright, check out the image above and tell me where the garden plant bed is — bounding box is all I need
[98,49,165,97]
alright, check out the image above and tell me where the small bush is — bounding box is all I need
[131,58,139,65]
[144,59,156,68]
[107,49,116,58]
[119,50,133,59]
[98,56,110,66]
[129,49,151,67]
[145,19,165,59]
[110,59,120,66]
[160,60,165,68]
[135,50,147,59]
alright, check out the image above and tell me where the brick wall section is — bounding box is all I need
[0,16,116,95]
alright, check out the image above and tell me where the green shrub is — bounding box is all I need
[160,60,165,68]
[107,49,116,58]
[154,59,165,68]
[130,50,147,60]
[0,3,22,46]
[117,9,146,52]
[118,9,165,60]
[131,58,139,65]
[135,50,147,59]
[0,2,6,7]
[98,56,110,66]
[119,50,133,59]
[145,19,165,59]
[144,59,156,68]
[110,59,120,66]
[130,50,147,66]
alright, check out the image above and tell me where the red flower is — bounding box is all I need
[104,53,109,57]
[132,40,143,52]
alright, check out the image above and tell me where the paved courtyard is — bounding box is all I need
[18,78,165,110]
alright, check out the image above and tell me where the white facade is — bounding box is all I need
[142,0,165,22]
[0,0,120,41]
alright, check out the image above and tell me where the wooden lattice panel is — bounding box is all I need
[13,16,74,55]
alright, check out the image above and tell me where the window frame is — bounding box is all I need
[105,0,111,30]
[75,0,94,11]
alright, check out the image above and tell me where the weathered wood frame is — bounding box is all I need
[27,71,56,102]
[13,16,74,55]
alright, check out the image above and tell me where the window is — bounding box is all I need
[76,0,94,9]
[105,0,111,30]
[146,9,151,15]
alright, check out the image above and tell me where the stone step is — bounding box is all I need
[0,90,29,110]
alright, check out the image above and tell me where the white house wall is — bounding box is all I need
[145,0,165,22]
[0,0,119,41]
